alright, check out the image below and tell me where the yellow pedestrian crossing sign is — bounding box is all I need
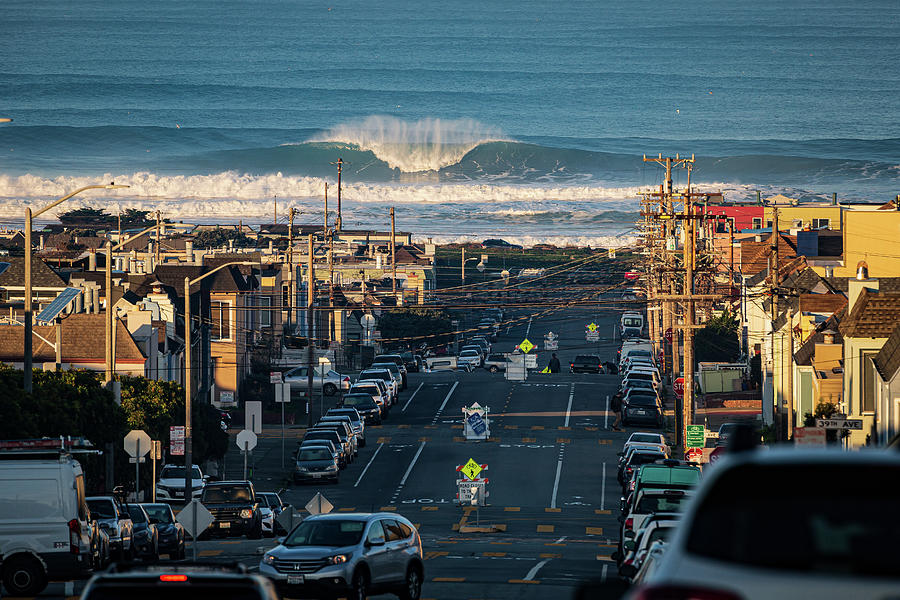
[541,366,550,373]
[587,323,598,332]
[460,458,483,480]
[519,338,534,353]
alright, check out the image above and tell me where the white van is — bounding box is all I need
[0,439,96,595]
[425,355,458,371]
[621,312,645,339]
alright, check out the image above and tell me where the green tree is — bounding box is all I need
[377,308,454,346]
[694,309,740,365]
[194,227,255,249]
[58,207,115,226]
[119,208,155,227]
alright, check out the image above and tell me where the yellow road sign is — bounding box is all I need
[587,323,598,332]
[460,458,483,480]
[519,338,534,353]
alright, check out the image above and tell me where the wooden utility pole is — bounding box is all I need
[287,208,297,333]
[331,158,344,231]
[461,247,467,285]
[306,233,315,426]
[786,306,794,441]
[770,207,780,439]
[682,167,696,452]
[390,207,397,301]
[155,210,161,265]
[328,232,335,345]
[324,183,328,239]
[274,195,277,226]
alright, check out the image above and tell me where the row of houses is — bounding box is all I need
[686,195,900,446]
[0,223,436,408]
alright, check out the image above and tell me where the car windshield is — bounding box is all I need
[630,452,665,466]
[631,433,662,444]
[372,363,399,373]
[124,506,146,523]
[86,499,116,519]
[647,526,673,544]
[362,371,391,381]
[283,519,366,547]
[351,385,377,394]
[686,463,900,577]
[636,494,689,513]
[627,373,653,381]
[627,396,658,406]
[142,505,174,524]
[625,380,654,388]
[460,350,479,357]
[160,467,202,479]
[201,486,252,503]
[623,317,642,327]
[328,410,360,422]
[299,448,333,461]
[343,395,377,409]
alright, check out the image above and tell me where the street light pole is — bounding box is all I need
[24,184,128,392]
[182,260,255,505]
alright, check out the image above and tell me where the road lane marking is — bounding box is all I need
[564,383,574,427]
[604,395,609,429]
[433,577,465,582]
[380,506,397,511]
[601,564,608,582]
[526,316,532,336]
[556,438,571,443]
[540,553,562,559]
[354,442,384,488]
[421,506,438,511]
[504,507,520,511]
[555,536,567,544]
[198,550,223,557]
[522,437,536,442]
[597,554,613,561]
[524,559,550,581]
[509,579,540,584]
[545,507,561,513]
[377,437,391,443]
[338,507,356,512]
[595,509,611,515]
[586,527,604,535]
[401,441,426,486]
[550,443,565,508]
[537,524,554,532]
[600,463,607,510]
[402,382,424,412]
[531,425,544,430]
[429,381,458,425]
[425,551,449,560]
[484,551,507,557]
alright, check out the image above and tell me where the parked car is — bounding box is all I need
[373,354,408,389]
[618,518,678,579]
[0,442,97,595]
[314,419,359,458]
[622,393,664,428]
[481,238,522,250]
[199,481,263,539]
[359,368,399,403]
[369,362,405,402]
[636,449,900,600]
[284,367,352,396]
[121,504,159,561]
[302,430,349,467]
[256,492,286,536]
[140,503,185,559]
[618,448,668,487]
[294,445,340,484]
[570,354,603,374]
[80,563,280,600]
[259,512,424,600]
[483,352,508,373]
[298,439,342,471]
[349,382,389,416]
[325,408,366,447]
[340,393,383,424]
[87,495,135,561]
[155,464,205,503]
[399,351,421,373]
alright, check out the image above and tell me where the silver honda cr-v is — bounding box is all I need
[259,512,424,600]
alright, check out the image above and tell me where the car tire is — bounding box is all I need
[177,540,186,560]
[397,564,423,600]
[324,383,338,396]
[248,519,263,540]
[489,366,498,373]
[360,437,367,448]
[350,568,369,600]
[2,555,48,596]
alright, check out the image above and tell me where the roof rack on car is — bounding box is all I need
[0,436,102,456]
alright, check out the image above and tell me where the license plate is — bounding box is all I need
[286,575,304,585]
[312,473,323,478]
[219,521,230,528]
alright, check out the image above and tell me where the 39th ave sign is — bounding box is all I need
[816,418,863,430]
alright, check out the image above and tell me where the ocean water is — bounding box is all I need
[1,0,898,246]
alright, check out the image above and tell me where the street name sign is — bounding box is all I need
[686,425,705,449]
[816,419,862,430]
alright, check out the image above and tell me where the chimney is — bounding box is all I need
[268,240,274,254]
[185,240,193,262]
[88,249,97,271]
[376,253,382,269]
[822,329,836,345]
[856,261,868,280]
[39,235,45,250]
[754,235,762,242]
[825,265,834,278]
[848,262,878,314]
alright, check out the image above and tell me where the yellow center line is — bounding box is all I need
[434,577,465,582]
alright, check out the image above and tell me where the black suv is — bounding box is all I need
[199,481,263,539]
[570,354,603,374]
[80,563,279,600]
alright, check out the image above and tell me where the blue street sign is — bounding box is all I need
[467,413,486,436]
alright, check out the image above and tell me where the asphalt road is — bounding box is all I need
[27,303,642,600]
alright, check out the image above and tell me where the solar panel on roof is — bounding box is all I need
[36,287,82,324]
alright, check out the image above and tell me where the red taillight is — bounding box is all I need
[570,363,574,368]
[624,517,633,530]
[68,518,80,554]
[160,574,189,582]
[632,585,744,600]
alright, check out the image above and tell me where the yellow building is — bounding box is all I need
[764,204,842,231]
[834,210,900,278]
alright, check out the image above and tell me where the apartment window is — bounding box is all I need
[259,296,272,327]
[282,284,290,308]
[862,352,878,413]
[210,300,232,341]
[812,218,830,229]
[752,218,762,229]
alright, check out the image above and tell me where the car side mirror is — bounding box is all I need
[624,530,635,539]
[623,540,636,551]
[366,537,385,547]
[610,551,622,562]
[276,537,285,544]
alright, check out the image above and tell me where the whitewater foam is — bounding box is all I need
[309,116,507,172]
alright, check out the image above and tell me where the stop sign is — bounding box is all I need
[674,377,685,397]
[664,327,673,342]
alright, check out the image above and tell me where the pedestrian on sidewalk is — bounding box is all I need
[610,391,623,431]
[549,353,561,373]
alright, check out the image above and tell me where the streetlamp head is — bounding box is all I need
[104,183,130,190]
